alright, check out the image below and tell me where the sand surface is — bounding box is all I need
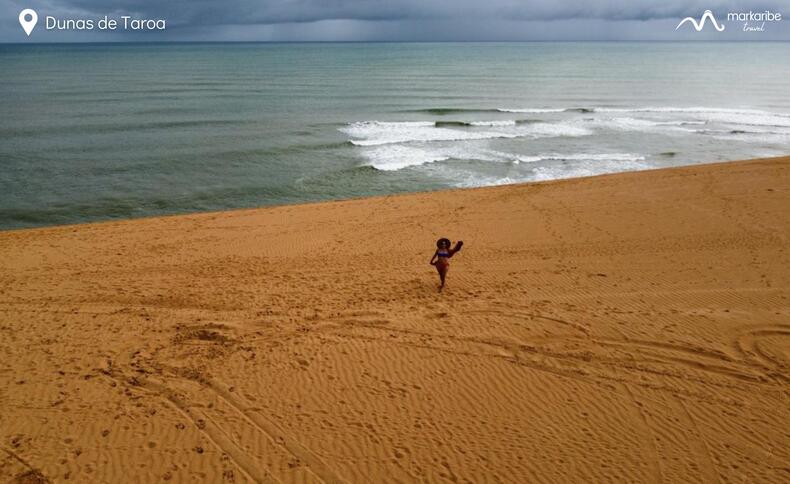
[1,157,789,483]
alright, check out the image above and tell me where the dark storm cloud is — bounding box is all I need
[1,0,789,41]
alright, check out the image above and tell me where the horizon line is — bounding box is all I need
[2,39,790,45]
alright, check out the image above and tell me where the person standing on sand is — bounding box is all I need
[430,238,463,290]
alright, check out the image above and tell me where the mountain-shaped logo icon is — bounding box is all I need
[676,10,726,31]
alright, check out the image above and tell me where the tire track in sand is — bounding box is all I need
[191,372,349,484]
[323,313,782,390]
[2,447,51,484]
[100,361,348,484]
[101,369,277,484]
[734,325,790,381]
[677,396,720,483]
[621,384,663,483]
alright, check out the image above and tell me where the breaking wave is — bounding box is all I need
[340,120,590,146]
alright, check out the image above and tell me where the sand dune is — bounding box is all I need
[1,157,789,483]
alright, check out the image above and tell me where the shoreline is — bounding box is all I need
[3,155,787,235]
[1,155,788,482]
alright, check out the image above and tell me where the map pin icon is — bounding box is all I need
[19,9,38,36]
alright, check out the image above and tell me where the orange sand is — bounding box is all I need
[1,157,789,483]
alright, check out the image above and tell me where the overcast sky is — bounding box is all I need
[2,0,789,42]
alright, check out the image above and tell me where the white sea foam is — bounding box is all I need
[497,108,566,113]
[526,123,591,137]
[344,105,788,182]
[450,155,652,188]
[616,108,790,130]
[696,112,790,128]
[468,120,517,126]
[362,144,452,171]
[698,129,790,144]
[498,106,790,127]
[511,155,544,163]
[656,120,706,126]
[495,151,646,164]
[364,145,646,171]
[362,144,518,171]
[539,153,646,162]
[529,159,650,182]
[586,117,698,132]
[341,121,514,146]
[341,120,590,146]
[594,106,790,118]
[453,175,523,188]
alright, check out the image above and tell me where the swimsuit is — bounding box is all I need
[436,251,450,269]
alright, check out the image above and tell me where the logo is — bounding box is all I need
[727,10,782,32]
[676,10,726,31]
[675,9,782,33]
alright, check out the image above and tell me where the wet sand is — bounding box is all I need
[1,156,789,482]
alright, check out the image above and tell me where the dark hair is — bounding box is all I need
[437,238,451,248]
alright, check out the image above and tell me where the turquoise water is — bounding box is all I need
[1,42,789,229]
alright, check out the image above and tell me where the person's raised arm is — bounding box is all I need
[449,240,463,256]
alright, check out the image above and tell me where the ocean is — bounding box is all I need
[1,42,789,229]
